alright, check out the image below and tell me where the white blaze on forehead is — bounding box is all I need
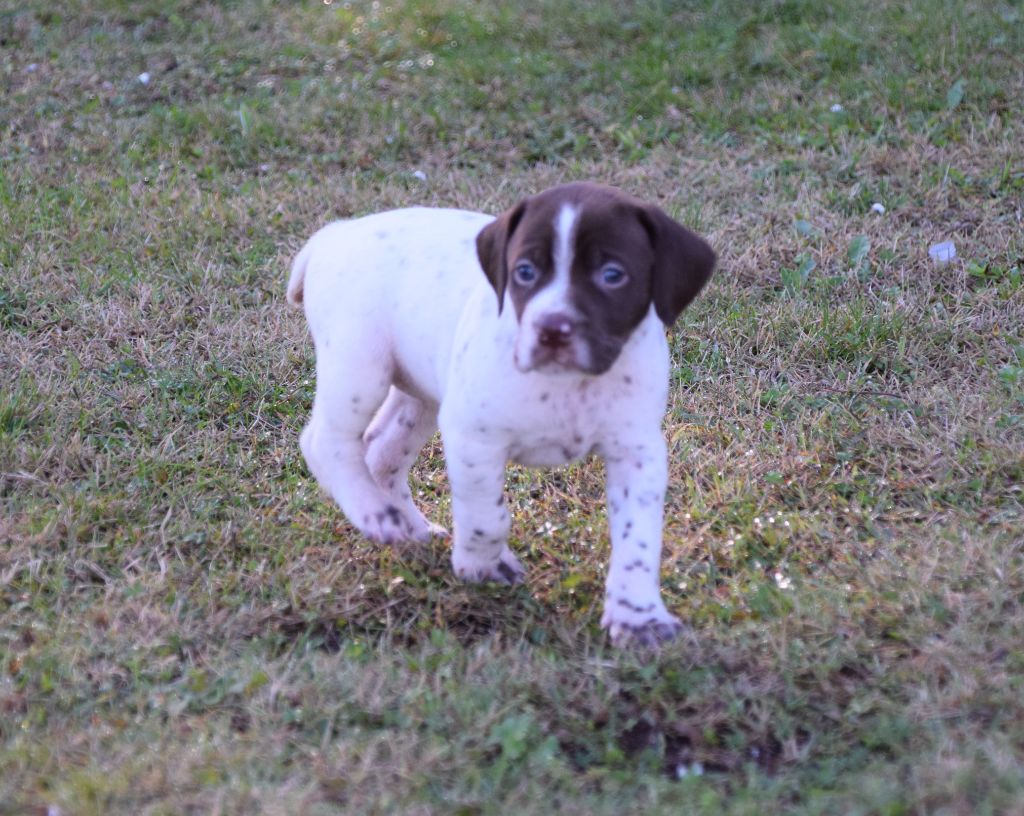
[551,202,580,292]
[513,202,584,370]
[524,202,580,318]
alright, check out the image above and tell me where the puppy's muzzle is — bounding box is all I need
[517,311,594,373]
[536,312,577,349]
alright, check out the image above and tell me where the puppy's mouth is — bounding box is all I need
[514,335,620,376]
[514,334,580,372]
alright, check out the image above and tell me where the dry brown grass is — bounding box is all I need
[2,0,1022,813]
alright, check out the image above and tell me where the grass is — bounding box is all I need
[2,0,1022,812]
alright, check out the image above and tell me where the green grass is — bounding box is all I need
[2,0,1023,812]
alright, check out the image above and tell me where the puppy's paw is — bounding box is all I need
[357,503,420,545]
[601,602,683,649]
[424,521,450,540]
[453,547,526,585]
[404,513,450,543]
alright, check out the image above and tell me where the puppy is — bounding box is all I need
[287,182,715,645]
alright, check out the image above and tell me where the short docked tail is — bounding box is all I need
[286,239,313,306]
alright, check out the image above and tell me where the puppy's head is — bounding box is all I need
[476,182,715,375]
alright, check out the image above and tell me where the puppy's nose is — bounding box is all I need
[536,313,577,348]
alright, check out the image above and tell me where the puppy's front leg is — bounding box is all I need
[442,432,525,585]
[599,434,682,647]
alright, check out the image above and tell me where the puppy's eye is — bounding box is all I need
[513,262,538,286]
[597,264,628,288]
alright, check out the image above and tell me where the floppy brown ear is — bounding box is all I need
[475,198,527,313]
[639,204,716,326]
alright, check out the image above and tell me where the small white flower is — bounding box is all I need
[774,571,792,590]
[411,169,427,181]
[137,71,151,85]
[830,103,844,113]
[871,202,886,214]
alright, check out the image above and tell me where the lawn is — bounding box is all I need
[2,0,1023,812]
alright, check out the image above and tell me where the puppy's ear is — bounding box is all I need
[638,204,716,326]
[476,199,527,313]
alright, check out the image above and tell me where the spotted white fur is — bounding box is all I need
[289,198,689,647]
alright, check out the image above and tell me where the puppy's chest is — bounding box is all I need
[508,406,601,467]
[477,383,617,468]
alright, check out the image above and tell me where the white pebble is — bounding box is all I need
[929,241,957,265]
[871,202,886,214]
[411,169,427,181]
[830,103,844,113]
[137,72,151,85]
[26,63,40,73]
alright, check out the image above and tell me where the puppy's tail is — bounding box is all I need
[286,239,313,307]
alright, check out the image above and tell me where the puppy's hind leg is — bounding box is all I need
[300,352,421,545]
[363,387,447,541]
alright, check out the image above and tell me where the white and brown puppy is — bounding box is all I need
[287,182,714,645]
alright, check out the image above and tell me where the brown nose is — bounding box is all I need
[536,313,577,348]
